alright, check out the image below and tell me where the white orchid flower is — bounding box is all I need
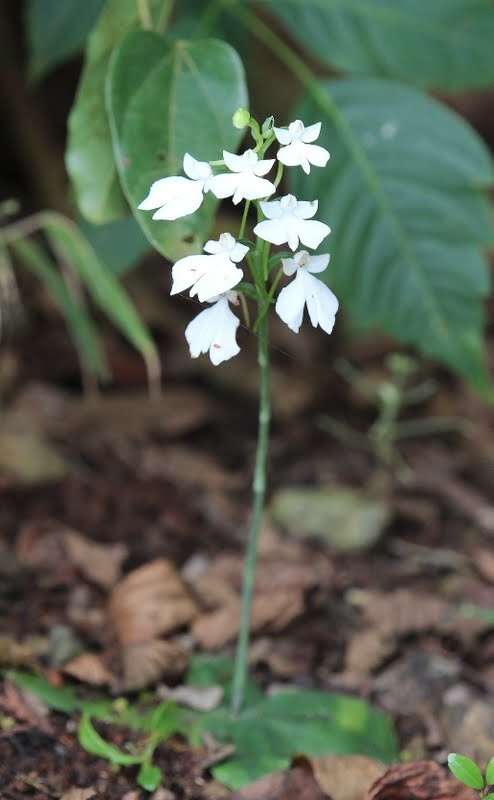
[275,251,338,335]
[274,120,330,175]
[185,291,241,365]
[253,194,330,251]
[210,149,276,205]
[138,153,213,220]
[171,233,247,302]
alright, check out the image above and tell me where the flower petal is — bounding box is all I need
[236,175,275,202]
[209,172,239,199]
[185,303,217,358]
[254,158,275,177]
[171,254,211,295]
[152,184,204,220]
[259,198,282,220]
[253,218,289,246]
[209,298,241,365]
[303,272,339,334]
[273,126,292,145]
[294,199,318,220]
[306,253,330,274]
[302,122,322,143]
[277,142,307,168]
[305,143,330,168]
[275,274,306,333]
[193,259,243,302]
[297,219,331,249]
[222,150,249,173]
[230,242,250,263]
[138,176,192,210]
[281,256,299,276]
[183,153,212,181]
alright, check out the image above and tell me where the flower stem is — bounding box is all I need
[136,0,153,30]
[157,0,175,32]
[231,310,270,715]
[238,200,251,240]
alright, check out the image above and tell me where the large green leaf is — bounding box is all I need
[25,0,104,80]
[261,0,494,91]
[66,0,161,224]
[196,690,398,788]
[106,32,248,261]
[289,79,493,390]
[79,216,150,275]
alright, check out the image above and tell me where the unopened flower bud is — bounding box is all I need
[232,107,251,129]
[262,115,274,136]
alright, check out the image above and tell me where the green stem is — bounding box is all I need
[137,0,153,29]
[231,310,271,715]
[238,200,251,240]
[157,0,175,32]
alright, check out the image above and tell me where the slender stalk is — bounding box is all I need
[238,200,251,240]
[137,0,153,29]
[157,0,175,32]
[231,310,271,714]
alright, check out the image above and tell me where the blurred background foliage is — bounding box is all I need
[2,0,494,393]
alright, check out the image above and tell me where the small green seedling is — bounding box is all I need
[448,753,494,798]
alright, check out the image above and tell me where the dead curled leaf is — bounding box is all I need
[307,755,386,800]
[61,530,127,589]
[140,445,242,490]
[121,639,189,691]
[157,683,223,711]
[109,559,198,645]
[367,761,478,800]
[233,766,331,800]
[0,680,52,733]
[62,652,115,687]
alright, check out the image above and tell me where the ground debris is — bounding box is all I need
[367,761,477,800]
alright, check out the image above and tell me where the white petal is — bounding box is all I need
[303,272,339,334]
[297,219,331,249]
[281,256,298,276]
[253,158,275,177]
[209,172,239,199]
[230,241,250,263]
[275,274,306,333]
[306,253,330,274]
[152,184,204,220]
[273,126,292,145]
[138,176,191,210]
[222,150,248,173]
[259,198,282,220]
[208,298,241,365]
[302,122,322,143]
[193,258,243,302]
[305,143,330,168]
[295,199,318,219]
[277,142,308,168]
[287,228,300,251]
[236,174,275,202]
[183,153,212,181]
[203,238,223,255]
[253,218,289,246]
[185,304,217,358]
[170,254,211,295]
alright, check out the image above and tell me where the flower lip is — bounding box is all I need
[185,293,241,365]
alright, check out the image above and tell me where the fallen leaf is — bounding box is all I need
[0,635,48,667]
[350,589,451,637]
[140,445,241,490]
[344,630,394,675]
[367,761,477,800]
[109,559,198,645]
[270,487,391,552]
[122,639,189,691]
[61,789,97,800]
[62,652,115,687]
[0,430,68,485]
[0,680,52,733]
[472,546,494,583]
[192,590,304,650]
[307,755,386,800]
[442,685,494,765]
[158,683,223,711]
[15,520,66,571]
[62,529,127,589]
[233,766,331,800]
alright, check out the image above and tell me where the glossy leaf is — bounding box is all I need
[66,0,161,224]
[262,0,494,91]
[10,238,108,379]
[486,757,494,786]
[194,689,398,788]
[25,0,104,80]
[448,753,484,790]
[106,32,248,261]
[137,763,162,791]
[290,78,493,390]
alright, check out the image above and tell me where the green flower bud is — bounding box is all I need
[232,107,251,129]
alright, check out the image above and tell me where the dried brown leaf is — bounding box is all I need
[0,680,52,733]
[121,639,188,691]
[472,546,494,583]
[352,589,451,637]
[192,590,304,650]
[140,445,241,490]
[62,529,127,589]
[109,559,198,645]
[308,755,385,800]
[61,789,97,800]
[62,652,115,687]
[234,766,331,800]
[344,630,394,675]
[367,761,477,800]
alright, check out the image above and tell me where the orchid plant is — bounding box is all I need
[139,108,338,713]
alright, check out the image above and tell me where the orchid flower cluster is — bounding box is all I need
[139,112,339,364]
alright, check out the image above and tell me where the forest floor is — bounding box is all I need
[1,263,494,800]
